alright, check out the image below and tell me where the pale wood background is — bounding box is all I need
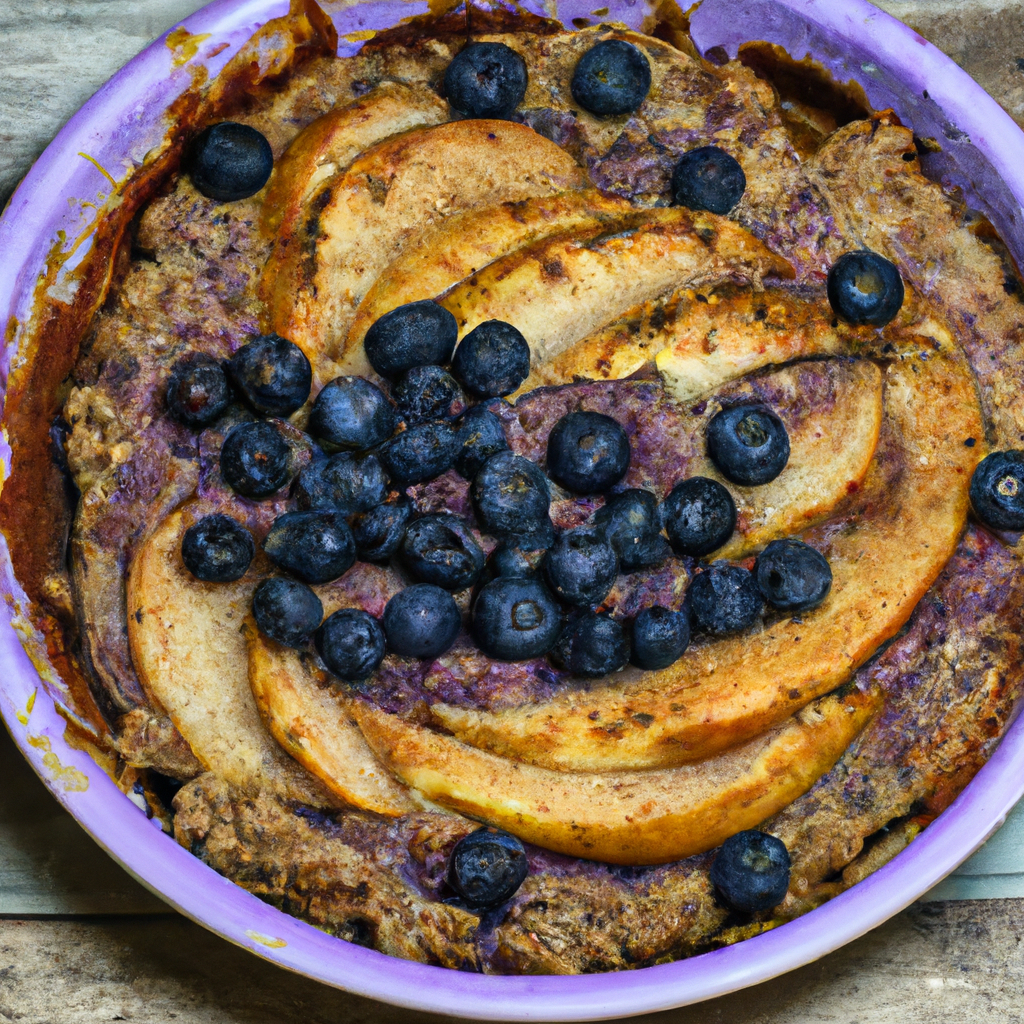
[2,0,1024,1019]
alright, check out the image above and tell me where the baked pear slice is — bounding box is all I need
[354,688,880,865]
[345,189,635,352]
[127,504,338,808]
[699,360,883,559]
[438,210,792,371]
[259,119,588,380]
[261,81,448,236]
[434,349,984,772]
[247,563,415,816]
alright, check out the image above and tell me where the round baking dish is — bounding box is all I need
[3,0,1024,1017]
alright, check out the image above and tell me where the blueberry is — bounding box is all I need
[382,584,462,659]
[571,39,651,117]
[710,830,791,913]
[593,489,669,571]
[826,250,904,327]
[689,564,763,635]
[661,477,736,557]
[227,334,312,418]
[252,577,323,648]
[392,365,466,425]
[707,405,790,486]
[400,514,485,590]
[755,539,832,612]
[364,301,458,380]
[263,511,356,585]
[630,606,690,670]
[970,450,1024,531]
[315,608,386,683]
[455,406,509,478]
[180,514,254,582]
[295,453,389,515]
[473,577,562,661]
[166,356,232,428]
[547,411,630,494]
[378,420,459,486]
[545,526,618,607]
[308,376,395,451]
[447,827,528,909]
[471,451,552,539]
[671,146,747,215]
[488,541,546,579]
[560,612,629,677]
[220,421,292,498]
[188,122,273,202]
[452,321,531,398]
[352,498,411,561]
[444,42,528,120]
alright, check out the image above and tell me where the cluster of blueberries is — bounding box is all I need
[171,289,843,692]
[171,33,1024,911]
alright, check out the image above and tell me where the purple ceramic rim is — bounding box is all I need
[2,0,1024,1018]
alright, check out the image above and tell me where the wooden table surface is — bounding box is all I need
[3,1,1024,1019]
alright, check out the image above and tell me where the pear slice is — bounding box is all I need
[353,688,880,865]
[259,119,588,381]
[433,349,983,772]
[247,563,415,817]
[345,189,635,353]
[437,210,792,370]
[700,359,883,559]
[260,82,448,236]
[127,504,338,808]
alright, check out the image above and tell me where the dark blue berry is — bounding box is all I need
[571,39,651,117]
[378,420,459,486]
[710,830,791,913]
[826,250,904,327]
[364,301,458,380]
[970,450,1024,531]
[452,320,531,398]
[400,514,485,591]
[308,376,395,451]
[295,453,389,515]
[471,451,552,539]
[352,498,411,561]
[707,405,790,486]
[382,584,462,659]
[180,514,254,582]
[447,827,528,909]
[444,43,528,120]
[545,526,618,607]
[263,510,356,585]
[252,577,323,648]
[488,541,545,579]
[188,122,273,202]
[227,334,311,418]
[561,612,628,677]
[166,357,231,428]
[671,146,746,215]
[392,365,466,425]
[630,606,690,670]
[755,539,832,612]
[315,608,385,683]
[455,406,509,478]
[661,477,736,556]
[547,411,630,494]
[690,564,763,635]
[220,421,292,498]
[593,489,669,571]
[472,577,562,661]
